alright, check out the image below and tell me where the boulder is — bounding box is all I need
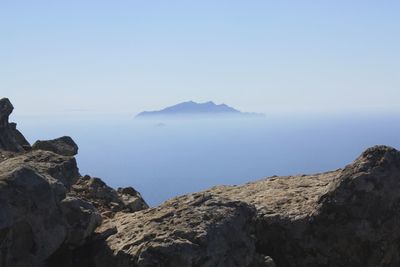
[32,136,78,156]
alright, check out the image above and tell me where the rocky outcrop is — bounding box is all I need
[0,98,30,152]
[0,152,100,267]
[89,146,400,267]
[0,99,148,267]
[93,193,265,267]
[0,149,147,267]
[201,145,400,267]
[32,136,79,156]
[70,175,148,217]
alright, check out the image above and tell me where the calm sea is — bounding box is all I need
[15,112,400,206]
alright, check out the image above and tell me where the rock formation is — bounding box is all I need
[0,98,30,152]
[93,194,263,267]
[0,99,148,267]
[70,175,148,217]
[88,145,400,267]
[1,98,400,267]
[32,136,79,156]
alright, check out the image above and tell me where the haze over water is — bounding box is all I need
[15,112,400,206]
[3,1,399,206]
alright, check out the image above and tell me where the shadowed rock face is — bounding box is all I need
[0,98,13,128]
[0,152,100,267]
[0,98,30,152]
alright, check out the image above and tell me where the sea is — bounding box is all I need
[14,112,400,206]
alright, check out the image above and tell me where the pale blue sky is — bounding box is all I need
[1,0,399,116]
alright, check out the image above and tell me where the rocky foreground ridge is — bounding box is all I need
[1,98,400,267]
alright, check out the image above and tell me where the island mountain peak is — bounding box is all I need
[135,101,264,119]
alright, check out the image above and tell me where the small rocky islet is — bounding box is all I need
[1,97,400,267]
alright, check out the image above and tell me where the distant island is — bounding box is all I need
[135,101,264,119]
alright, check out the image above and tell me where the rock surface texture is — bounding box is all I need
[0,99,148,267]
[91,146,400,267]
[1,98,400,267]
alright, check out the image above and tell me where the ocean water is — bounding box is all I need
[15,113,400,206]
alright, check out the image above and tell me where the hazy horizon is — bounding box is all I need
[2,0,399,117]
[12,111,400,206]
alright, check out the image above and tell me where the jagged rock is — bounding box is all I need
[0,98,30,152]
[117,187,149,212]
[0,98,13,128]
[70,176,148,217]
[32,136,79,156]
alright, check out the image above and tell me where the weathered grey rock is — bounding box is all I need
[0,98,30,152]
[70,176,148,217]
[2,150,80,189]
[59,197,102,248]
[0,150,102,267]
[32,136,78,156]
[117,187,149,212]
[88,145,400,267]
[93,193,267,267]
[0,98,149,267]
[205,145,400,267]
[0,149,147,267]
[0,166,66,267]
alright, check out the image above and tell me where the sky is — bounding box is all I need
[1,0,399,117]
